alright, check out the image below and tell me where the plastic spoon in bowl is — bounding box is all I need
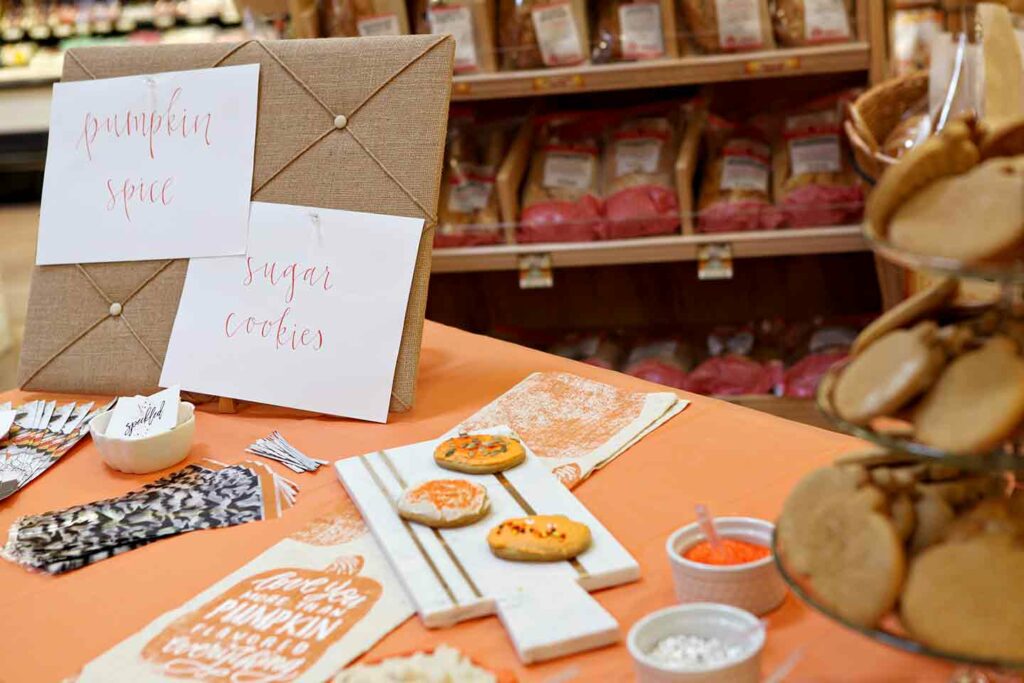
[763,646,804,683]
[695,503,723,560]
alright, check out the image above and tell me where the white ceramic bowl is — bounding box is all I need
[90,401,196,474]
[666,517,787,616]
[627,603,765,683]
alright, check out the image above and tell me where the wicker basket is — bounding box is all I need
[846,71,929,182]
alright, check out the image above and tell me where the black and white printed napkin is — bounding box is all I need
[2,459,297,574]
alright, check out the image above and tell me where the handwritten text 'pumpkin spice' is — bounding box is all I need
[77,86,215,223]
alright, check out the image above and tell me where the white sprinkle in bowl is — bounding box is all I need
[627,603,765,682]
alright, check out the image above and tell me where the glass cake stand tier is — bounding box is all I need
[815,361,1024,473]
[771,531,1024,673]
[865,222,1024,285]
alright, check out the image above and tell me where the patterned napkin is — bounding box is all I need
[457,372,688,488]
[0,399,112,500]
[77,500,412,682]
[2,459,296,574]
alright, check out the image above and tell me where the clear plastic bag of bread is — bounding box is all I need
[880,94,932,160]
[888,4,945,76]
[685,325,780,395]
[519,112,605,243]
[591,0,667,63]
[498,0,589,70]
[776,90,865,227]
[680,0,776,54]
[772,0,854,47]
[436,109,518,249]
[550,332,625,369]
[603,102,682,238]
[319,0,409,37]
[414,0,497,73]
[623,338,693,388]
[697,116,783,233]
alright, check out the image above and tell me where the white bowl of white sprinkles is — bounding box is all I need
[627,603,765,683]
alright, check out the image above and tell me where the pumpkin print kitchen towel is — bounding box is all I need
[457,371,687,488]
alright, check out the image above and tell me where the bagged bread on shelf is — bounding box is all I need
[591,0,668,63]
[623,338,693,388]
[288,0,320,38]
[436,109,517,248]
[772,0,853,47]
[603,103,681,239]
[684,325,781,395]
[679,0,776,54]
[550,332,625,369]
[582,335,626,369]
[415,0,497,73]
[889,5,945,76]
[775,92,865,228]
[780,323,856,398]
[519,113,605,243]
[319,0,409,36]
[498,0,590,69]
[684,355,779,395]
[697,116,783,233]
[880,95,932,160]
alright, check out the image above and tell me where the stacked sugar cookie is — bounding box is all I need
[827,114,1024,457]
[777,452,1024,661]
[779,111,1024,664]
[866,117,1024,266]
[394,434,591,562]
[825,275,1024,456]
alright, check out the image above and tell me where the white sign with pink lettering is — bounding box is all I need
[160,201,423,422]
[36,64,259,265]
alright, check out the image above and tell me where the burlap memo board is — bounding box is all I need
[18,36,454,413]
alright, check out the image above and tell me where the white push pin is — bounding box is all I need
[109,302,123,316]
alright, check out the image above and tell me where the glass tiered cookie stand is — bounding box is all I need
[772,154,1024,680]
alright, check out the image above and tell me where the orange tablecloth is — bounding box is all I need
[0,322,950,682]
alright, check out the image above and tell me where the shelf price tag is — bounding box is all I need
[744,56,801,75]
[519,253,554,289]
[698,243,733,280]
[531,73,586,93]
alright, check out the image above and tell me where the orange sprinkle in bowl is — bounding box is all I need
[682,539,771,566]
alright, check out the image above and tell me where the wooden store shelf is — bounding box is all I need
[431,225,867,273]
[452,43,870,101]
[726,395,835,432]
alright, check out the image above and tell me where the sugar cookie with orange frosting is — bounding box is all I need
[487,514,591,562]
[434,434,526,474]
[397,479,490,528]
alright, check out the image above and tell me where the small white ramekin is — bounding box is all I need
[90,401,195,474]
[627,603,765,683]
[666,517,787,616]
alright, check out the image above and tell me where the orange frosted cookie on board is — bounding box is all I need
[434,434,526,474]
[397,479,490,528]
[487,515,591,562]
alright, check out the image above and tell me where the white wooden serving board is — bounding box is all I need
[335,427,641,664]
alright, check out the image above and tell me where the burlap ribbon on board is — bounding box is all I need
[18,36,455,413]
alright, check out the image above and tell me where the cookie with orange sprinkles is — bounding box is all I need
[396,479,490,528]
[487,514,591,562]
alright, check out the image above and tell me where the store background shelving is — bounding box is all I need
[0,1,903,421]
[433,225,867,273]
